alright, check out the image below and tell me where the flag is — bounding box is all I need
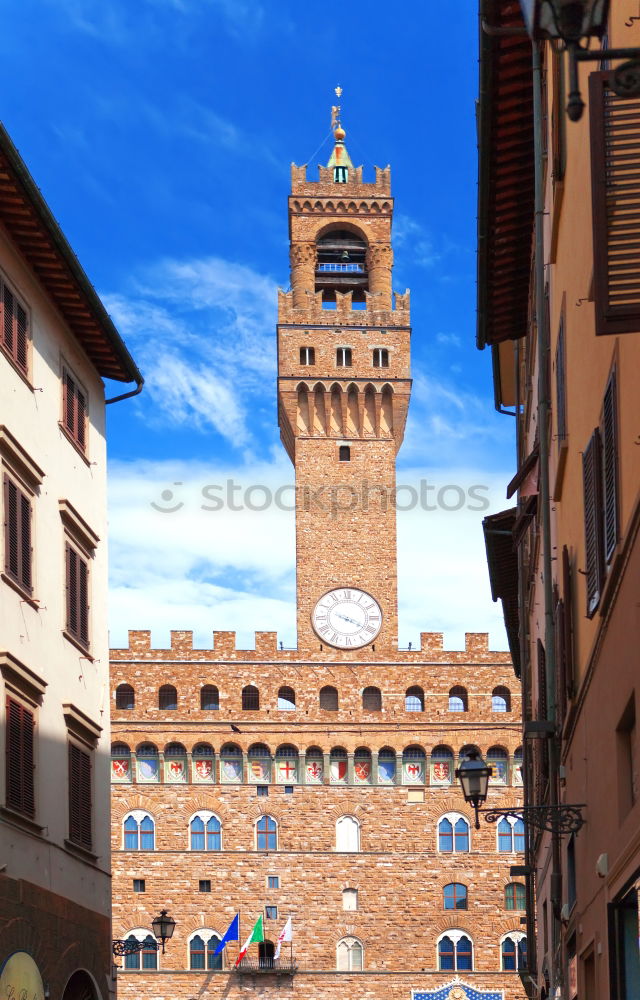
[274,917,292,960]
[213,913,239,955]
[234,914,264,967]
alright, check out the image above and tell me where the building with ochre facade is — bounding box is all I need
[110,102,528,1000]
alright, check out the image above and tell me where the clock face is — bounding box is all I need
[311,587,383,649]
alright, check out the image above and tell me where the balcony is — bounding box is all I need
[317,263,365,273]
[234,957,298,976]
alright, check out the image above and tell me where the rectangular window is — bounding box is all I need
[555,316,567,444]
[5,695,35,817]
[336,347,352,367]
[3,474,32,595]
[133,879,145,893]
[267,875,279,889]
[589,72,640,335]
[62,368,87,453]
[199,879,212,893]
[616,695,637,819]
[299,346,315,365]
[342,888,358,911]
[68,741,92,851]
[265,906,277,920]
[610,878,640,996]
[373,348,389,368]
[65,542,89,648]
[283,785,294,794]
[582,428,605,617]
[257,785,268,797]
[602,370,618,564]
[0,277,29,375]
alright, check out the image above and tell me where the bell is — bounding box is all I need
[341,251,349,261]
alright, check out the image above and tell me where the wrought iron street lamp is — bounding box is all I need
[519,0,640,120]
[112,909,176,957]
[456,750,586,834]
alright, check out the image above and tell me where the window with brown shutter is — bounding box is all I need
[0,277,29,375]
[62,368,87,452]
[68,741,92,850]
[602,370,618,563]
[582,428,605,617]
[65,542,89,648]
[3,473,32,595]
[562,545,576,702]
[590,72,640,336]
[536,640,549,804]
[555,316,567,444]
[5,696,35,817]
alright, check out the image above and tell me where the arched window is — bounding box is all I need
[438,931,473,971]
[123,930,158,970]
[354,747,372,784]
[188,930,222,970]
[220,742,243,783]
[438,814,470,853]
[256,815,277,850]
[488,746,509,785]
[513,746,524,786]
[165,742,186,755]
[336,815,360,852]
[192,743,214,782]
[362,686,382,711]
[242,685,259,711]
[330,746,348,784]
[275,744,298,783]
[123,811,155,850]
[430,745,454,785]
[277,686,296,710]
[320,685,338,711]
[305,746,324,784]
[115,684,134,710]
[135,742,159,783]
[258,940,275,969]
[505,883,526,910]
[337,936,363,971]
[498,816,526,852]
[405,685,424,712]
[501,933,527,971]
[158,685,177,710]
[459,744,481,762]
[201,685,219,710]
[448,686,468,712]
[111,743,131,782]
[378,747,396,784]
[443,883,468,910]
[492,685,511,712]
[403,745,426,784]
[190,811,221,851]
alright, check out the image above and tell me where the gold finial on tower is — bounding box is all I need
[331,86,345,139]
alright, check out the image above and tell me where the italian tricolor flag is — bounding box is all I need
[235,915,264,967]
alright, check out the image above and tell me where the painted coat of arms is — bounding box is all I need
[306,760,323,783]
[404,761,424,784]
[111,758,130,781]
[378,759,395,783]
[136,757,159,782]
[354,761,371,783]
[165,759,186,782]
[431,761,451,783]
[489,761,508,784]
[331,760,347,782]
[221,758,242,782]
[250,759,270,782]
[277,759,297,783]
[193,758,213,782]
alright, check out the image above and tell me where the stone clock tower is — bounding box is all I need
[277,102,411,654]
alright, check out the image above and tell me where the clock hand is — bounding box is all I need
[335,613,361,626]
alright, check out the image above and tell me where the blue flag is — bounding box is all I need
[214,913,239,955]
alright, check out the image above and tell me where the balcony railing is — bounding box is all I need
[234,957,298,975]
[316,263,365,272]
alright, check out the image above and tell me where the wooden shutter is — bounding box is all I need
[554,595,567,727]
[15,303,28,373]
[65,542,89,646]
[5,696,35,817]
[3,474,32,593]
[602,370,618,562]
[0,281,29,374]
[536,640,549,803]
[590,73,640,335]
[582,428,605,616]
[562,545,576,700]
[555,317,567,443]
[68,742,92,850]
[3,284,14,355]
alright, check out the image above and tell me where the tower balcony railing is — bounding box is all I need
[234,957,298,975]
[316,262,364,272]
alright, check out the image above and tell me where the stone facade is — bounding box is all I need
[110,121,527,1000]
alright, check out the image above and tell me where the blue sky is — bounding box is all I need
[1,0,516,650]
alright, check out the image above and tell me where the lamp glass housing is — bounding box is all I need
[456,753,492,807]
[151,910,176,944]
[519,0,609,41]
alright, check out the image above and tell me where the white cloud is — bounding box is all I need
[436,331,461,348]
[108,454,510,653]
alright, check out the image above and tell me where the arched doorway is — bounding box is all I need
[61,971,99,1000]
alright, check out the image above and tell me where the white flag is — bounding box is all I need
[274,916,292,959]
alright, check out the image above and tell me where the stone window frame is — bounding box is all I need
[336,935,364,971]
[187,929,223,971]
[121,928,159,971]
[255,813,278,851]
[497,815,525,853]
[500,930,527,971]
[0,652,46,831]
[123,809,156,851]
[436,929,474,972]
[335,814,360,852]
[437,811,471,854]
